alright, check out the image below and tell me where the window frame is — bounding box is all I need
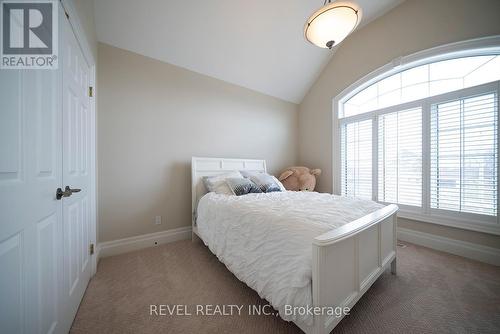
[377,106,423,207]
[333,36,500,235]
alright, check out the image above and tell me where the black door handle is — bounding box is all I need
[65,186,81,194]
[56,186,82,200]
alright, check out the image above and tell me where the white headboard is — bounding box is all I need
[191,157,267,230]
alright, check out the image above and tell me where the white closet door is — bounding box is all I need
[59,9,93,333]
[0,3,94,333]
[0,18,63,334]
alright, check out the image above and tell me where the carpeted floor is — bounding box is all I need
[71,240,500,334]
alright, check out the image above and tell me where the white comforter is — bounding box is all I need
[196,191,383,325]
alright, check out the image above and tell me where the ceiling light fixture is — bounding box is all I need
[304,0,362,49]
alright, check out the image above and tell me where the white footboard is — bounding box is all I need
[298,204,398,334]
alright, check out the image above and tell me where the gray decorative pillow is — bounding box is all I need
[242,171,282,193]
[226,177,262,196]
[202,171,243,195]
[239,170,253,178]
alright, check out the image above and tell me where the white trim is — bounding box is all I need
[398,227,500,266]
[95,243,101,264]
[98,227,192,258]
[89,63,97,276]
[333,36,500,234]
[340,82,500,234]
[60,0,95,66]
[60,0,98,276]
[398,210,500,236]
[335,35,500,108]
[334,35,500,193]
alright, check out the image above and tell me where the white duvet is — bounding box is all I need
[196,191,383,325]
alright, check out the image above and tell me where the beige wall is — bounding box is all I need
[298,0,500,248]
[98,43,298,242]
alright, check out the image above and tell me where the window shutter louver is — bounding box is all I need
[378,107,422,206]
[341,119,372,199]
[430,93,498,216]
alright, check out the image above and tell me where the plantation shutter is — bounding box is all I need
[378,107,422,206]
[340,119,372,199]
[430,92,498,216]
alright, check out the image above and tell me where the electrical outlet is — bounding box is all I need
[154,216,162,225]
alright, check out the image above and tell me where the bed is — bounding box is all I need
[191,157,398,334]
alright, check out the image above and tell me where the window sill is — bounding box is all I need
[397,210,500,236]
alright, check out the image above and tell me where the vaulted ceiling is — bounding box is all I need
[95,0,404,103]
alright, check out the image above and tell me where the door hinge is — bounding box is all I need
[89,86,93,97]
[89,243,95,255]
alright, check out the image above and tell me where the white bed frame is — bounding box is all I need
[191,157,398,334]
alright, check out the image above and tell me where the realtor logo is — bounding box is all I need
[1,0,58,69]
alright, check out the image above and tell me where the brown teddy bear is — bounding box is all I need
[278,166,321,192]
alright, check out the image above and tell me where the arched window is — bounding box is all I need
[334,38,500,234]
[342,55,500,118]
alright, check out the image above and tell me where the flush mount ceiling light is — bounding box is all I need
[304,1,362,49]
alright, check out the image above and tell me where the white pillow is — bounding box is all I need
[202,171,243,195]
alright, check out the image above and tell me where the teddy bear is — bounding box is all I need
[278,166,321,192]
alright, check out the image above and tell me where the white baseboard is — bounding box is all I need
[98,226,192,258]
[95,243,101,265]
[97,226,499,265]
[398,227,500,266]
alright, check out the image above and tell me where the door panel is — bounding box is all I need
[0,71,22,181]
[35,71,59,179]
[0,72,25,242]
[66,201,80,296]
[0,3,94,333]
[0,234,23,334]
[81,196,89,272]
[60,8,92,331]
[0,61,63,334]
[37,214,59,334]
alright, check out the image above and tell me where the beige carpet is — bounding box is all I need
[71,239,500,334]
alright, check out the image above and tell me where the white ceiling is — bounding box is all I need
[94,0,404,103]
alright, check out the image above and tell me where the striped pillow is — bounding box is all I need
[226,178,262,196]
[242,172,282,193]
